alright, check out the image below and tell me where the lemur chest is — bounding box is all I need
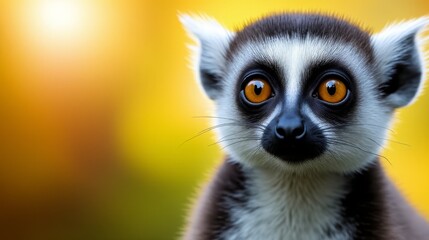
[220,173,353,240]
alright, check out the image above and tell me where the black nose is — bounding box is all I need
[275,113,306,140]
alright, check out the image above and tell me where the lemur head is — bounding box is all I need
[181,13,428,174]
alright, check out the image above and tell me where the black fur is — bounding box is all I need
[378,35,422,103]
[261,113,327,163]
[183,13,429,240]
[340,162,390,239]
[186,159,429,239]
[303,60,359,125]
[227,13,373,62]
[186,158,249,240]
[200,70,223,99]
[235,60,285,123]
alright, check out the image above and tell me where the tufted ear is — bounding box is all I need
[180,14,235,100]
[371,17,429,108]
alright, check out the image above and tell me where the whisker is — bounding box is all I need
[316,123,396,134]
[382,139,410,147]
[192,115,267,130]
[319,128,409,147]
[342,122,396,134]
[193,115,241,121]
[247,144,263,161]
[180,115,267,147]
[180,123,251,147]
[325,138,392,165]
[220,138,262,150]
[209,137,261,146]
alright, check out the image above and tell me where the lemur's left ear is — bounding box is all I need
[180,14,235,100]
[371,17,429,108]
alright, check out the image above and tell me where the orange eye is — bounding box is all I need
[244,79,272,103]
[318,79,348,103]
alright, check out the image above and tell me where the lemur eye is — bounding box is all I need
[244,79,272,103]
[318,79,348,103]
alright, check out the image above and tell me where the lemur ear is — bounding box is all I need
[180,14,235,100]
[371,17,429,108]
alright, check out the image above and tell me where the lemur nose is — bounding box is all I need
[275,114,306,140]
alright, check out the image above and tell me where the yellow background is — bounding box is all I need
[0,0,428,239]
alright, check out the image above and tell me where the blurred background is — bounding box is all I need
[0,0,428,239]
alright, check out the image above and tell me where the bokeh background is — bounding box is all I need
[0,0,428,239]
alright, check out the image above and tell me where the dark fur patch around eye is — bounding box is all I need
[235,60,285,123]
[303,60,358,125]
[227,13,374,63]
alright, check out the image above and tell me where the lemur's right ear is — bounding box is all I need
[180,14,235,100]
[371,17,429,108]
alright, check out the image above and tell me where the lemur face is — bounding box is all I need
[181,14,428,173]
[218,37,380,173]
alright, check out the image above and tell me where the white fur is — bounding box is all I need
[371,17,429,107]
[179,14,235,99]
[181,15,428,240]
[215,37,389,174]
[221,169,352,240]
[179,15,429,174]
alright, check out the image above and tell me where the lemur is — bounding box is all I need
[180,13,429,240]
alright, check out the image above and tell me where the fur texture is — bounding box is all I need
[181,13,429,240]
